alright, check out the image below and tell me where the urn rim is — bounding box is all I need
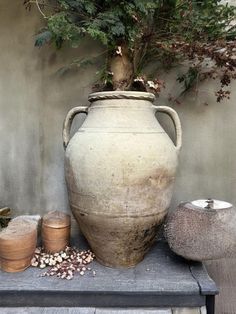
[88,91,155,102]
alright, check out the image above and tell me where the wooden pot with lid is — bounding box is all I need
[42,211,71,253]
[165,199,236,261]
[0,219,37,272]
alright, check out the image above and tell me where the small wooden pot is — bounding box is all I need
[42,211,71,253]
[0,220,37,272]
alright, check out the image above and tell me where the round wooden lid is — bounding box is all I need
[42,211,71,228]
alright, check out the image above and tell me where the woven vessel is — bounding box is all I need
[165,199,236,261]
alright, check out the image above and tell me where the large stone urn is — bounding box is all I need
[63,91,182,267]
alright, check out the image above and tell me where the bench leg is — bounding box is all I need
[206,295,215,314]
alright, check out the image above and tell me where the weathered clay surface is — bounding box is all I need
[63,91,182,267]
[165,199,236,261]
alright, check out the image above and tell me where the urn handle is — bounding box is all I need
[63,106,88,150]
[153,106,182,150]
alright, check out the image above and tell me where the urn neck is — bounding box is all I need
[82,92,161,131]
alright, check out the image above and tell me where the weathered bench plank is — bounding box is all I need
[0,239,217,309]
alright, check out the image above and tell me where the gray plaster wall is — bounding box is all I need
[0,1,99,214]
[0,1,236,313]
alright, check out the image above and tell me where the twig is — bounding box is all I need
[30,0,47,18]
[36,0,47,18]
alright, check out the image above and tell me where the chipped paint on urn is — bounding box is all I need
[63,91,182,268]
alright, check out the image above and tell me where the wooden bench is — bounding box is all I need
[0,236,218,313]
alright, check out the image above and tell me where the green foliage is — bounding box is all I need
[35,30,52,47]
[169,0,236,41]
[32,0,236,55]
[27,0,236,100]
[47,12,85,47]
[33,0,162,50]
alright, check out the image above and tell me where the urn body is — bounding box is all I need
[63,91,182,267]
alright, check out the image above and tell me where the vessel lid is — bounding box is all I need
[191,199,232,210]
[42,211,71,228]
[0,220,36,239]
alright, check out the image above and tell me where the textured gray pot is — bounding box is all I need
[63,91,182,268]
[165,199,236,261]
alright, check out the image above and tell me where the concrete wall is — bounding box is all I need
[0,1,236,313]
[0,1,100,214]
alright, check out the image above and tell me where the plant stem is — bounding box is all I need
[30,0,47,18]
